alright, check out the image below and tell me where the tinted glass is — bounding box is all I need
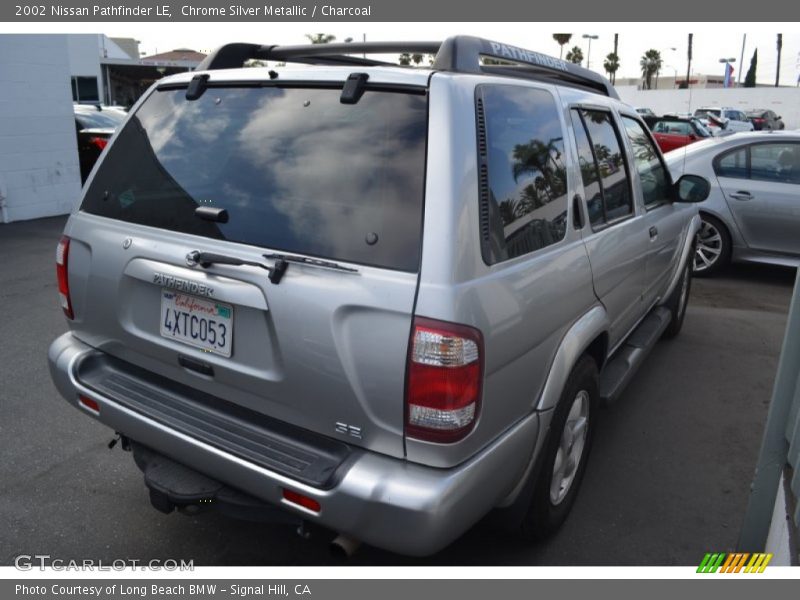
[579,109,633,222]
[715,148,748,179]
[571,111,605,227]
[622,117,671,208]
[480,85,568,263]
[81,86,428,272]
[750,143,800,184]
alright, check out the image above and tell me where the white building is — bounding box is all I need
[0,34,202,223]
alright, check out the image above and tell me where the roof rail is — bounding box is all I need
[196,36,618,100]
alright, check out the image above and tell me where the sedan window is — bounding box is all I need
[751,143,800,184]
[715,148,748,179]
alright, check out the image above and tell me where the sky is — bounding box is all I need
[8,22,800,85]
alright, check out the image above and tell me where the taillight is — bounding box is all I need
[56,236,73,319]
[405,317,483,443]
[89,136,108,151]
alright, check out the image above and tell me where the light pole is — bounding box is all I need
[719,57,736,88]
[582,34,598,69]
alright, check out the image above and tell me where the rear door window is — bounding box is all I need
[570,108,633,227]
[80,85,429,272]
[715,147,748,179]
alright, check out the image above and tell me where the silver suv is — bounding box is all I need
[48,37,709,556]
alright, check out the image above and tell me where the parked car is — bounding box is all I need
[74,104,126,183]
[665,132,800,275]
[693,107,754,134]
[643,115,712,153]
[635,107,656,117]
[746,109,785,131]
[49,36,708,556]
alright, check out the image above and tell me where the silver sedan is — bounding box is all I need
[665,132,800,275]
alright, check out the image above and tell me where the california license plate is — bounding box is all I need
[159,290,233,357]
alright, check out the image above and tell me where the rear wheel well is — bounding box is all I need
[584,333,608,371]
[698,210,730,236]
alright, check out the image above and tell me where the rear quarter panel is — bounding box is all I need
[408,75,596,468]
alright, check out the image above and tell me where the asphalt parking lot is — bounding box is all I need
[0,215,796,566]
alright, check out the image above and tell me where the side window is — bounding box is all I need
[570,108,633,227]
[478,85,569,264]
[571,111,605,227]
[621,116,671,208]
[715,147,748,179]
[751,143,800,184]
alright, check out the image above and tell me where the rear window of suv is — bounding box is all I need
[80,85,428,272]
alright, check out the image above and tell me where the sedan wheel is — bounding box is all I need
[693,215,730,276]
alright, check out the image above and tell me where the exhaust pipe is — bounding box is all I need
[330,534,361,558]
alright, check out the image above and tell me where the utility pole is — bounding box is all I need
[776,34,783,87]
[613,34,619,84]
[686,33,693,88]
[738,34,746,86]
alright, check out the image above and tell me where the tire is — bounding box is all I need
[519,356,598,540]
[662,256,693,339]
[693,213,731,277]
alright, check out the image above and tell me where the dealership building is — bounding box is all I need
[0,34,202,223]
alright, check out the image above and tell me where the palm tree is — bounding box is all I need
[566,46,584,65]
[640,49,663,90]
[305,33,336,44]
[604,53,620,84]
[553,34,572,59]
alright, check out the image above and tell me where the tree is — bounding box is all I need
[640,49,663,90]
[604,53,620,84]
[398,53,412,65]
[744,49,758,88]
[566,46,583,65]
[553,34,572,59]
[775,33,782,87]
[305,33,335,44]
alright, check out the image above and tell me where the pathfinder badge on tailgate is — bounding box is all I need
[153,273,214,297]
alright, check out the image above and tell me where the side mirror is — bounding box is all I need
[674,174,711,203]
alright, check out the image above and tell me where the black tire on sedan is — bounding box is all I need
[694,214,731,277]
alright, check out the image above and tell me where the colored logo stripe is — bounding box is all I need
[697,552,773,573]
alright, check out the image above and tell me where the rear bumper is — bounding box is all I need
[48,332,540,556]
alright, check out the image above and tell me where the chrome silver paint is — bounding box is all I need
[49,333,538,557]
[49,64,700,555]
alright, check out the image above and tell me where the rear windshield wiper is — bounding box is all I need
[262,253,359,275]
[187,251,288,284]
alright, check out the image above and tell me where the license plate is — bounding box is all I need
[159,290,233,357]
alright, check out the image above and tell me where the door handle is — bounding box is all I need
[729,190,753,201]
[649,226,658,240]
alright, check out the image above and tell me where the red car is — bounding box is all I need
[644,116,712,153]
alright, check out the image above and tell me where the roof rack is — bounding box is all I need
[196,36,618,99]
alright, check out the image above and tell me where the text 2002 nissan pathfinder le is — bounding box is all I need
[48,36,710,556]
